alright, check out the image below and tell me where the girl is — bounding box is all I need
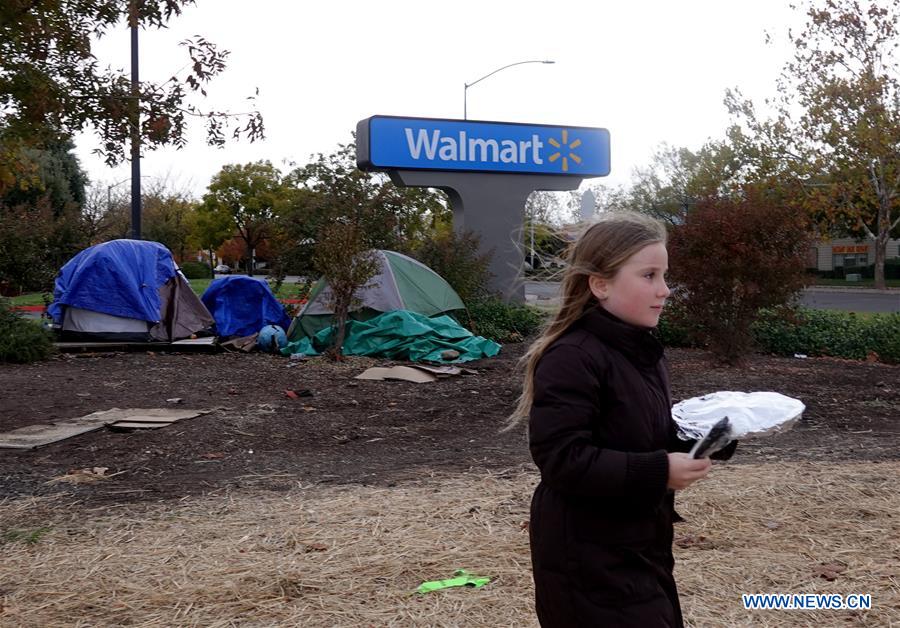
[510,211,733,627]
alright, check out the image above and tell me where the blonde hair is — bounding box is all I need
[507,211,667,428]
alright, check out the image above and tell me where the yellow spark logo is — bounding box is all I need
[547,130,582,172]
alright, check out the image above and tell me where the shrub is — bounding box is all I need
[0,300,55,363]
[180,261,213,279]
[410,229,492,305]
[313,222,379,359]
[655,296,702,348]
[0,201,60,294]
[465,298,545,343]
[667,189,814,363]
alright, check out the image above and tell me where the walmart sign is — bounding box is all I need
[357,116,610,177]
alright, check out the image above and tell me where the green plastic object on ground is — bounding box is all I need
[281,310,501,363]
[416,569,491,594]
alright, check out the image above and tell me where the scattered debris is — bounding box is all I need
[813,562,848,581]
[416,569,491,594]
[49,467,124,484]
[675,534,717,550]
[284,389,314,400]
[414,365,478,377]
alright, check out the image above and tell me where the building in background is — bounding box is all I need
[809,237,900,275]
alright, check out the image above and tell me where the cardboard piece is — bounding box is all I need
[0,422,106,449]
[0,408,209,449]
[108,421,173,429]
[101,408,209,429]
[412,365,478,377]
[171,337,216,346]
[220,334,258,352]
[355,366,438,383]
[412,365,462,377]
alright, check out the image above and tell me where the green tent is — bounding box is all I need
[287,250,465,341]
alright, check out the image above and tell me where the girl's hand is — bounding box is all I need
[667,453,711,490]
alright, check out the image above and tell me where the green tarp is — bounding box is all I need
[281,310,501,363]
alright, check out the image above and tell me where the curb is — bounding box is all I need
[805,286,900,295]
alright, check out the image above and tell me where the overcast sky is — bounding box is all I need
[75,0,803,199]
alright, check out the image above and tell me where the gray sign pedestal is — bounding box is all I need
[390,170,583,302]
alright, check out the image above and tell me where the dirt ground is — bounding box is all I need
[1,342,898,504]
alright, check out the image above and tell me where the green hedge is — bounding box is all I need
[464,298,545,343]
[658,306,900,364]
[180,261,213,280]
[751,308,900,363]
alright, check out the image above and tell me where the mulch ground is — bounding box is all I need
[1,343,898,504]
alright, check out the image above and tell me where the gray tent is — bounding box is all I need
[287,250,465,340]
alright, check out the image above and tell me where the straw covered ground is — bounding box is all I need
[2,461,898,627]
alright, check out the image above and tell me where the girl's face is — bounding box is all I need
[589,242,671,328]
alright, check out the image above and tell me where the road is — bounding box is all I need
[524,281,900,314]
[795,289,900,313]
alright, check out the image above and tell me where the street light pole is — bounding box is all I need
[464,59,554,120]
[129,0,142,240]
[531,210,535,270]
[107,177,131,212]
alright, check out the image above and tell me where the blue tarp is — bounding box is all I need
[201,275,291,338]
[49,239,176,323]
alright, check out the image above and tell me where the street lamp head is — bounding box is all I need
[463,59,557,119]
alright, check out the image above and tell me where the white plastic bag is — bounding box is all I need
[673,391,805,441]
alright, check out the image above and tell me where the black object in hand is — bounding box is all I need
[691,416,732,459]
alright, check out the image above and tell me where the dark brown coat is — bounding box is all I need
[529,306,703,627]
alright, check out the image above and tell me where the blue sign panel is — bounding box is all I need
[357,116,610,177]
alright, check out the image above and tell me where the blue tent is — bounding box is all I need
[201,275,291,338]
[49,239,214,342]
[50,239,176,323]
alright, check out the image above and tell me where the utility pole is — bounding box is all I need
[129,0,142,240]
